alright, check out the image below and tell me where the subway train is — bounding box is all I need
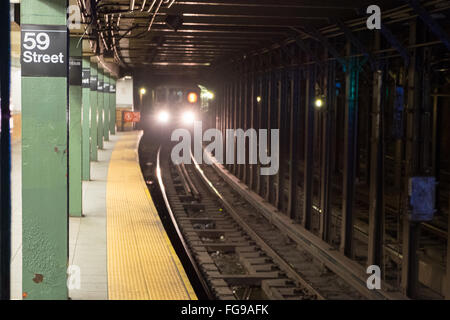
[152,85,201,128]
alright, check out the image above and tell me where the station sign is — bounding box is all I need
[90,74,98,91]
[104,82,110,93]
[21,24,67,77]
[97,79,103,92]
[82,68,90,88]
[110,83,116,93]
[123,112,141,123]
[69,57,82,86]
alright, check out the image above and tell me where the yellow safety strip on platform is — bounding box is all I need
[106,131,197,300]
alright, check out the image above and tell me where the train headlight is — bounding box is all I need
[182,111,195,124]
[157,110,170,124]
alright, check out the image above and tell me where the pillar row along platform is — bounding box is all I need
[11,131,196,300]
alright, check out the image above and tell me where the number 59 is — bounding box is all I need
[23,32,50,50]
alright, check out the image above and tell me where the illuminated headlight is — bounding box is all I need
[182,111,195,124]
[157,111,170,124]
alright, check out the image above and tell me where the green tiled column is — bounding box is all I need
[82,57,91,180]
[69,38,82,217]
[97,68,104,149]
[110,77,116,135]
[103,72,110,141]
[21,0,68,299]
[90,61,98,161]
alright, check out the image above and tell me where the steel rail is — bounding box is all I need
[201,151,408,300]
[156,147,214,300]
[189,153,326,300]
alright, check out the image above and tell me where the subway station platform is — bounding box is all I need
[11,131,196,300]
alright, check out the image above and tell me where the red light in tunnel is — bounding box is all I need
[187,92,198,104]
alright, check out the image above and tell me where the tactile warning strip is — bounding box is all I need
[106,131,197,300]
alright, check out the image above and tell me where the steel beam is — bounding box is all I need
[409,0,450,51]
[334,18,375,69]
[380,23,410,66]
[265,70,277,204]
[367,68,385,267]
[319,59,336,241]
[103,72,110,142]
[447,193,450,299]
[276,70,288,212]
[302,65,315,229]
[247,68,256,189]
[97,68,104,150]
[257,73,267,196]
[340,42,359,258]
[287,68,300,220]
[81,57,91,181]
[110,77,117,135]
[303,26,346,69]
[232,78,238,175]
[0,0,11,301]
[401,19,421,299]
[69,38,83,217]
[90,61,99,161]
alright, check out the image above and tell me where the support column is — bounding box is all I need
[232,79,238,175]
[248,70,255,189]
[69,38,82,217]
[320,60,336,241]
[257,74,267,196]
[367,68,385,266]
[276,70,288,212]
[401,20,421,298]
[103,72,110,142]
[287,69,300,220]
[0,0,11,300]
[303,65,315,229]
[110,77,116,135]
[89,61,98,161]
[97,67,104,150]
[21,0,68,299]
[340,44,359,257]
[81,57,91,180]
[266,70,276,203]
[446,193,450,299]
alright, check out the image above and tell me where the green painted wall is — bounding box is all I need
[97,68,104,149]
[21,0,68,299]
[110,77,116,135]
[90,62,98,161]
[69,38,82,217]
[82,57,91,180]
[103,72,110,142]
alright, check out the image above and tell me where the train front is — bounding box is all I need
[153,86,201,136]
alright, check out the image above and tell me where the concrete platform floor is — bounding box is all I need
[11,133,120,300]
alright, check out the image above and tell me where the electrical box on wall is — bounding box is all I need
[408,176,437,222]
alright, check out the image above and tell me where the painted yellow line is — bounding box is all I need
[106,131,197,300]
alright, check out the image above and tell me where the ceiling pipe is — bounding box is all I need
[141,0,147,11]
[148,0,164,32]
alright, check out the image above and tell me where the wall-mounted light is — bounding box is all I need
[315,97,324,108]
[256,96,262,103]
[140,88,146,95]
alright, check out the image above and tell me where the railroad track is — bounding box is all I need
[156,144,375,300]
